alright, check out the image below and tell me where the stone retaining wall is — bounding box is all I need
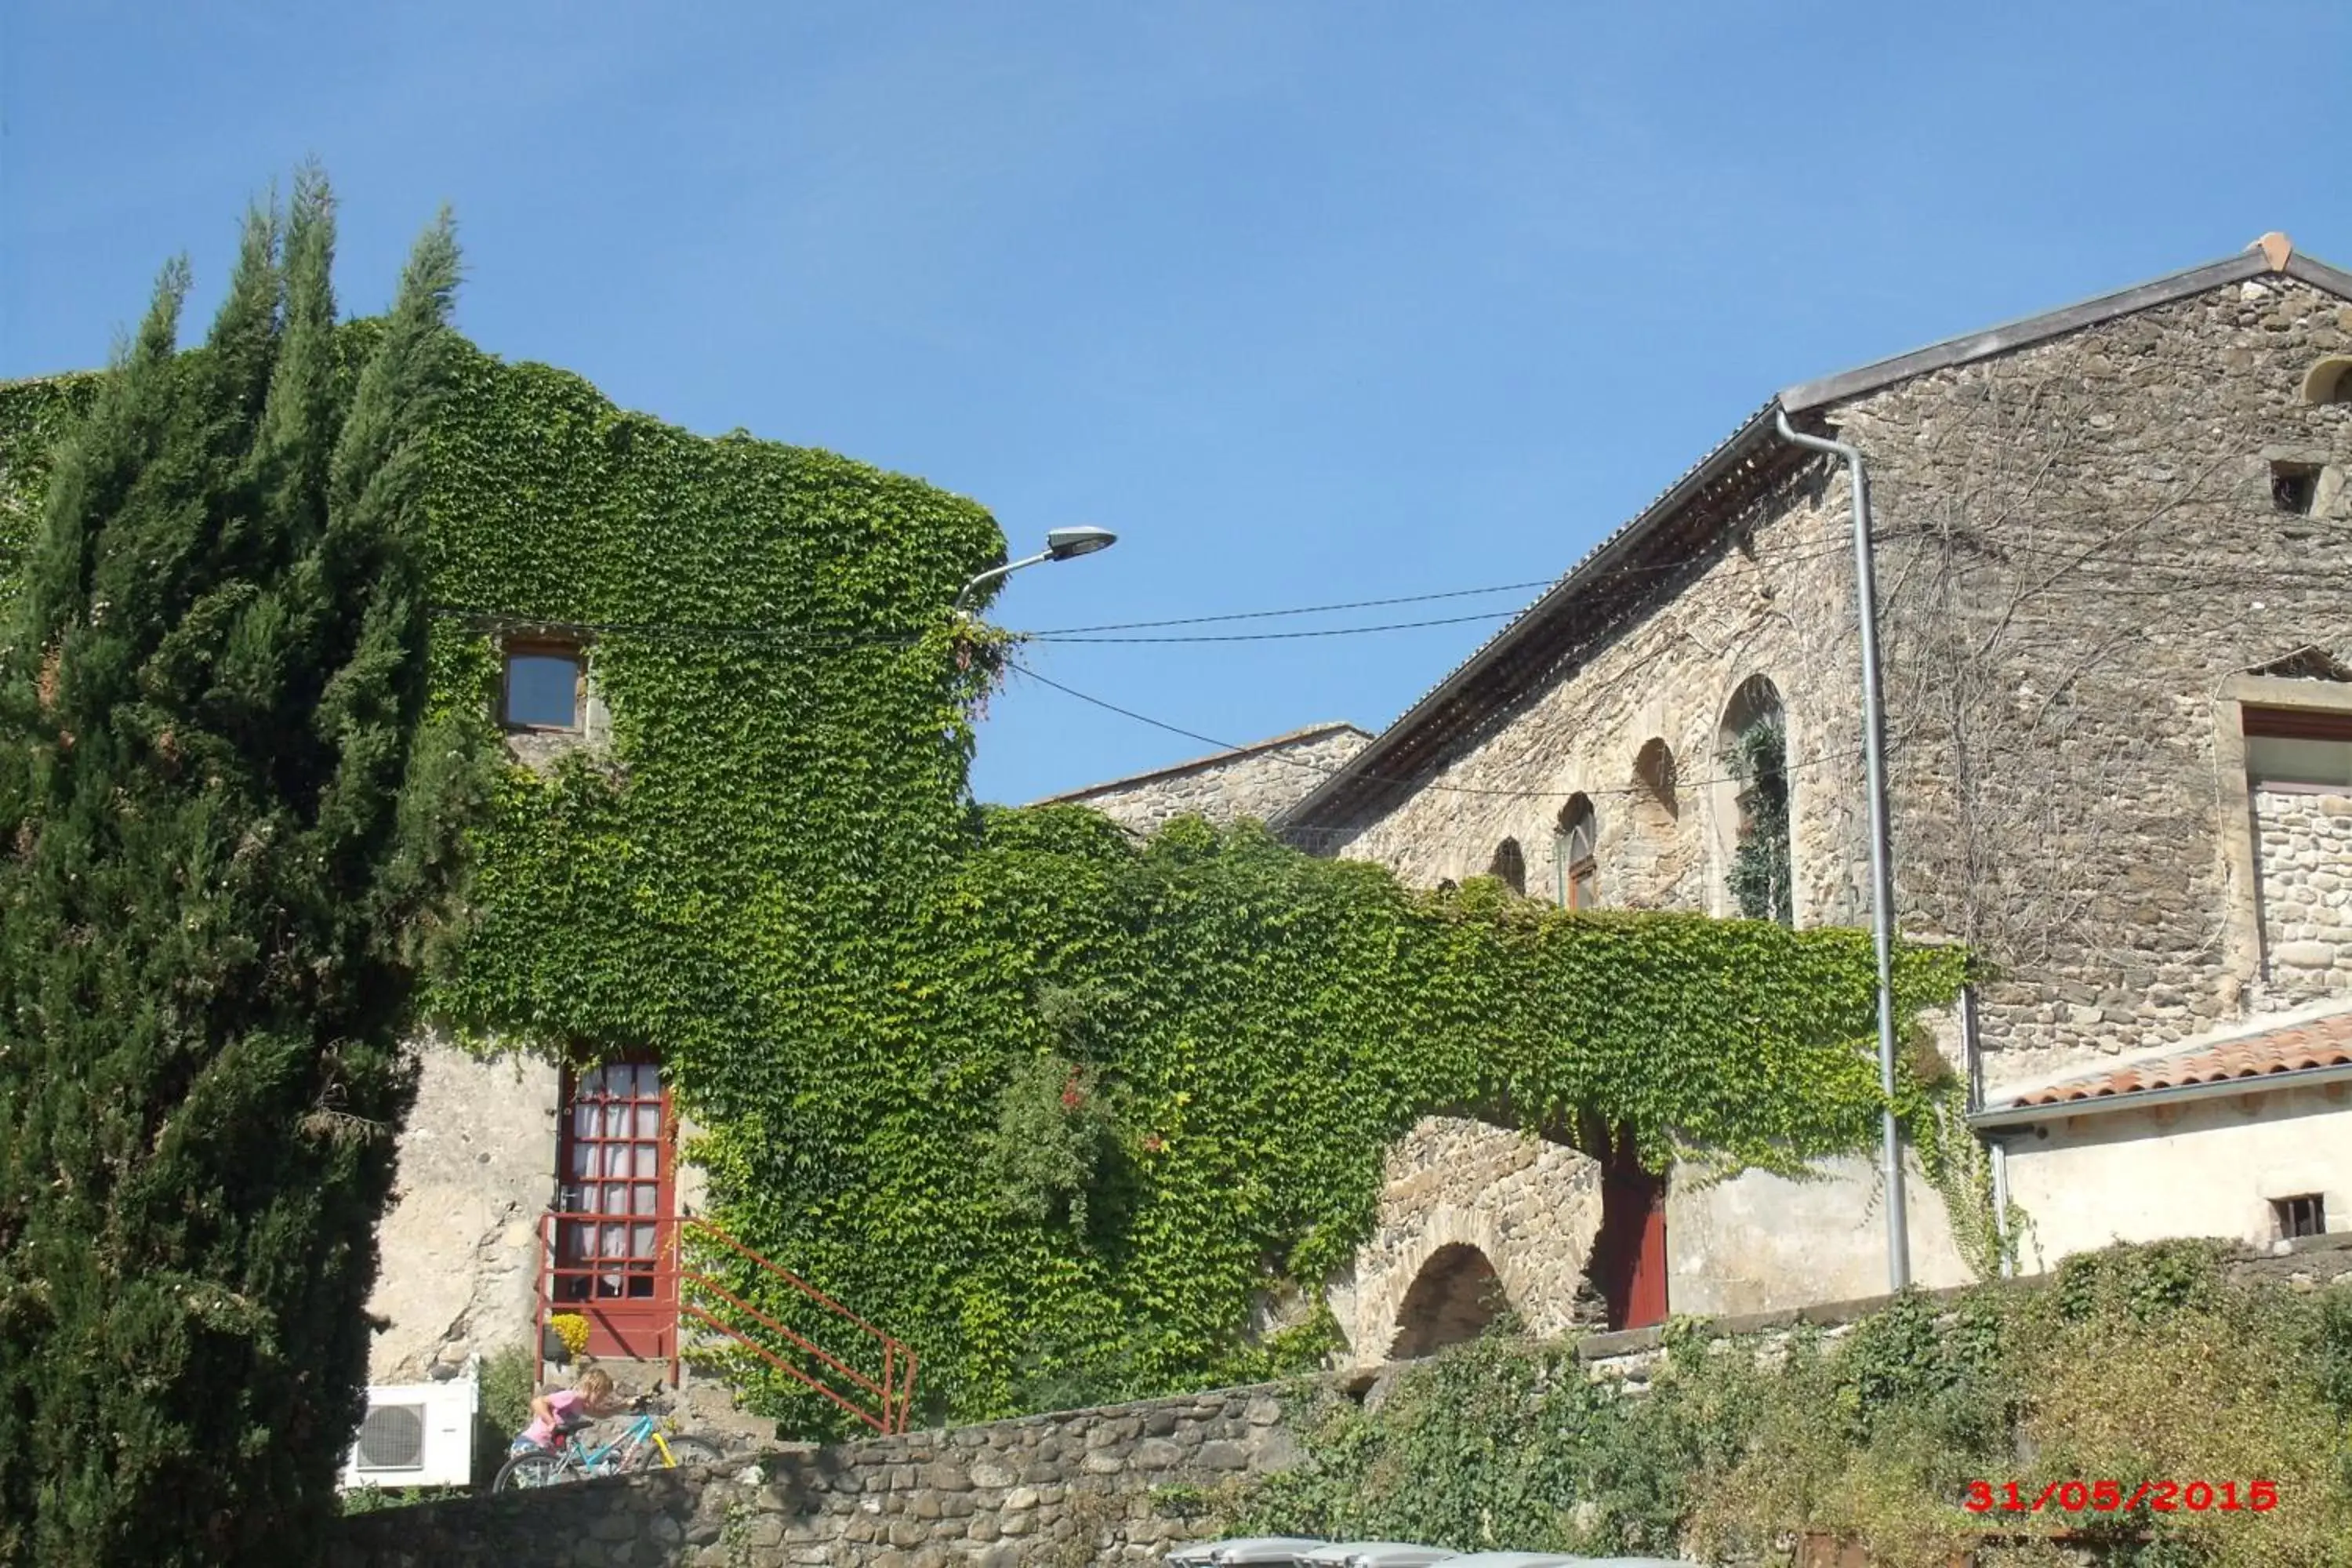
[332,1236,2352,1568]
[331,1383,1298,1568]
[1569,1230,2352,1390]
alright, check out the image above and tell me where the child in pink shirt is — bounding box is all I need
[510,1366,627,1457]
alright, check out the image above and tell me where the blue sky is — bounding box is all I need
[5,2,2347,805]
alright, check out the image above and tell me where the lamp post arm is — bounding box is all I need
[953,550,1052,615]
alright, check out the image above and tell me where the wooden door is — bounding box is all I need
[1593,1131,1669,1331]
[553,1060,676,1360]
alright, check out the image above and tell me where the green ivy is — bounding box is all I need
[1723,717,1791,926]
[980,1048,1119,1233]
[0,342,1975,1441]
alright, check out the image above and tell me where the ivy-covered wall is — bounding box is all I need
[0,343,1973,1438]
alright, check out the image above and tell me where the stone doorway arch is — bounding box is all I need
[1325,1116,1606,1367]
[1387,1242,1508,1359]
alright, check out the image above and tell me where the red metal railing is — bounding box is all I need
[534,1210,920,1436]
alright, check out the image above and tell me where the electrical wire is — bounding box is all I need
[427,525,2352,654]
[423,532,1892,652]
[427,604,929,649]
[1026,609,1525,644]
[1006,657,1859,805]
[1021,578,1561,634]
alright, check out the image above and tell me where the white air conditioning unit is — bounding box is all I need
[341,1370,478,1490]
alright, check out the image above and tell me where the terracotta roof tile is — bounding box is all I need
[2005,1011,2352,1108]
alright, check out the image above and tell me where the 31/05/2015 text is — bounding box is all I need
[1964,1480,2278,1515]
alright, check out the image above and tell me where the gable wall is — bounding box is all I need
[1327,276,2352,1091]
[1043,726,1370,837]
[1847,277,2352,1085]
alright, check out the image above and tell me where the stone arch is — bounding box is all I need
[1387,1243,1507,1359]
[1712,673,1792,924]
[1618,738,1698,909]
[1323,1116,1605,1368]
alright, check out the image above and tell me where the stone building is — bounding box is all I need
[1271,233,2352,1336]
[1028,721,1369,834]
[0,350,989,1409]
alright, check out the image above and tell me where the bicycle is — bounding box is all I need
[492,1393,727,1491]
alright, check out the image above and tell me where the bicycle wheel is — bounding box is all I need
[492,1451,571,1491]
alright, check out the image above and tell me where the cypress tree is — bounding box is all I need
[0,171,483,1566]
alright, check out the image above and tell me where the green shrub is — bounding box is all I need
[1240,1250,2352,1568]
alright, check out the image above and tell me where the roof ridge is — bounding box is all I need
[1783,241,2352,412]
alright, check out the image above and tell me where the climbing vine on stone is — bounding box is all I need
[0,337,1973,1443]
[1724,717,1792,926]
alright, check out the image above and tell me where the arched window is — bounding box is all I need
[1555,794,1598,909]
[1488,837,1526,895]
[1632,739,1678,832]
[1719,675,1791,925]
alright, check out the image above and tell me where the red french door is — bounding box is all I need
[554,1060,677,1359]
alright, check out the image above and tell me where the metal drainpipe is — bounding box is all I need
[1990,1137,2013,1279]
[1960,979,1983,1113]
[1775,408,1910,1294]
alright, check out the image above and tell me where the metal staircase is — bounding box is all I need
[535,1210,920,1436]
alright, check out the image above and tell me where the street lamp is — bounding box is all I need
[953,526,1119,614]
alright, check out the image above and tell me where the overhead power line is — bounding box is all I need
[1007,658,1860,805]
[1027,609,1523,644]
[1022,578,1559,634]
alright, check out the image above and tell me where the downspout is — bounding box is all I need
[1960,980,1982,1116]
[1775,408,1910,1294]
[1990,1137,2013,1279]
[1963,980,2011,1276]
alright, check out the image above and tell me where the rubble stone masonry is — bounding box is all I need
[363,1043,559,1384]
[1033,724,1369,838]
[2254,788,2352,1003]
[1319,278,2352,1094]
[1323,1116,1606,1365]
[328,1236,2352,1568]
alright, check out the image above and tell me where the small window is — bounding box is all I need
[1488,837,1527,896]
[2274,1193,2326,1240]
[503,643,585,731]
[2271,462,2320,517]
[2244,706,2352,791]
[1555,794,1598,910]
[2300,355,2352,406]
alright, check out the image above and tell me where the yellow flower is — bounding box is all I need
[550,1314,591,1358]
